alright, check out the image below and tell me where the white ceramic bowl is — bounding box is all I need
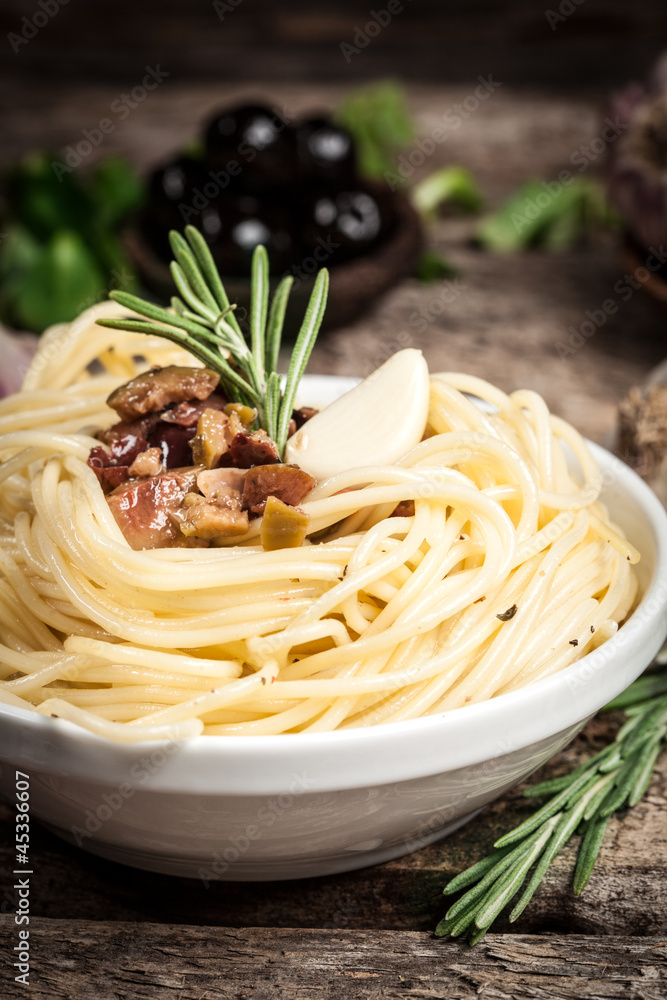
[1,377,667,881]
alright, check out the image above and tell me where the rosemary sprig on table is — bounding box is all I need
[436,653,667,946]
[96,225,329,458]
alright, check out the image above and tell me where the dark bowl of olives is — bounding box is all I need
[126,103,422,332]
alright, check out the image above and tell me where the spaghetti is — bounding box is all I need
[0,303,639,741]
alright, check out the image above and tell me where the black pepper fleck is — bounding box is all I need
[497,604,518,622]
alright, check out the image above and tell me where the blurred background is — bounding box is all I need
[1,0,667,445]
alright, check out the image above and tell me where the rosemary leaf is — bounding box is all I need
[627,729,666,806]
[265,275,293,378]
[603,671,667,709]
[183,225,244,337]
[276,268,329,455]
[96,318,226,373]
[572,814,610,895]
[442,844,514,895]
[170,261,218,325]
[168,230,220,319]
[437,657,667,945]
[508,778,608,923]
[265,371,282,445]
[494,766,597,848]
[97,227,329,460]
[474,817,559,930]
[250,246,269,376]
[108,289,214,341]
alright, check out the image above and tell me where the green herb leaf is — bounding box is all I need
[97,227,329,460]
[411,167,482,220]
[414,250,458,283]
[13,230,105,331]
[476,178,616,253]
[438,655,667,944]
[89,156,144,230]
[335,80,414,179]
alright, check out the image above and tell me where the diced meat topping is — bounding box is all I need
[87,449,131,493]
[97,414,160,448]
[107,468,199,550]
[190,409,230,469]
[179,502,249,539]
[288,406,318,437]
[128,447,164,478]
[160,390,228,427]
[242,464,315,515]
[87,434,149,494]
[229,429,280,468]
[91,368,317,549]
[197,467,247,501]
[391,500,415,518]
[106,366,221,423]
[148,422,197,468]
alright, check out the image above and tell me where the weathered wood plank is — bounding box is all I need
[1,919,665,1000]
[1,714,665,935]
[0,81,664,443]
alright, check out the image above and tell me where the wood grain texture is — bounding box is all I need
[1,714,665,936]
[1,919,666,1000]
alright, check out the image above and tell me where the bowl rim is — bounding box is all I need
[2,391,667,795]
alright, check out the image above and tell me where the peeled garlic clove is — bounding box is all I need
[285,348,430,481]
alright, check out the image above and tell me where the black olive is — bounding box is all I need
[300,183,396,265]
[295,116,357,184]
[204,103,297,191]
[142,156,209,258]
[197,194,300,276]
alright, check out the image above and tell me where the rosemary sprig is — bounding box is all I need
[436,653,667,945]
[96,225,329,458]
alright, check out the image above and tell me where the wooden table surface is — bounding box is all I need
[1,68,667,999]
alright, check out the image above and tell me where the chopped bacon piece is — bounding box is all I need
[288,406,318,438]
[106,366,221,423]
[87,436,148,494]
[148,422,197,469]
[229,430,280,468]
[197,467,247,500]
[129,447,164,478]
[97,415,159,448]
[180,503,249,540]
[107,468,199,550]
[87,446,131,493]
[242,464,315,515]
[108,433,148,466]
[161,390,228,427]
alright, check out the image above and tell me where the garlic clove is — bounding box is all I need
[285,348,430,481]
